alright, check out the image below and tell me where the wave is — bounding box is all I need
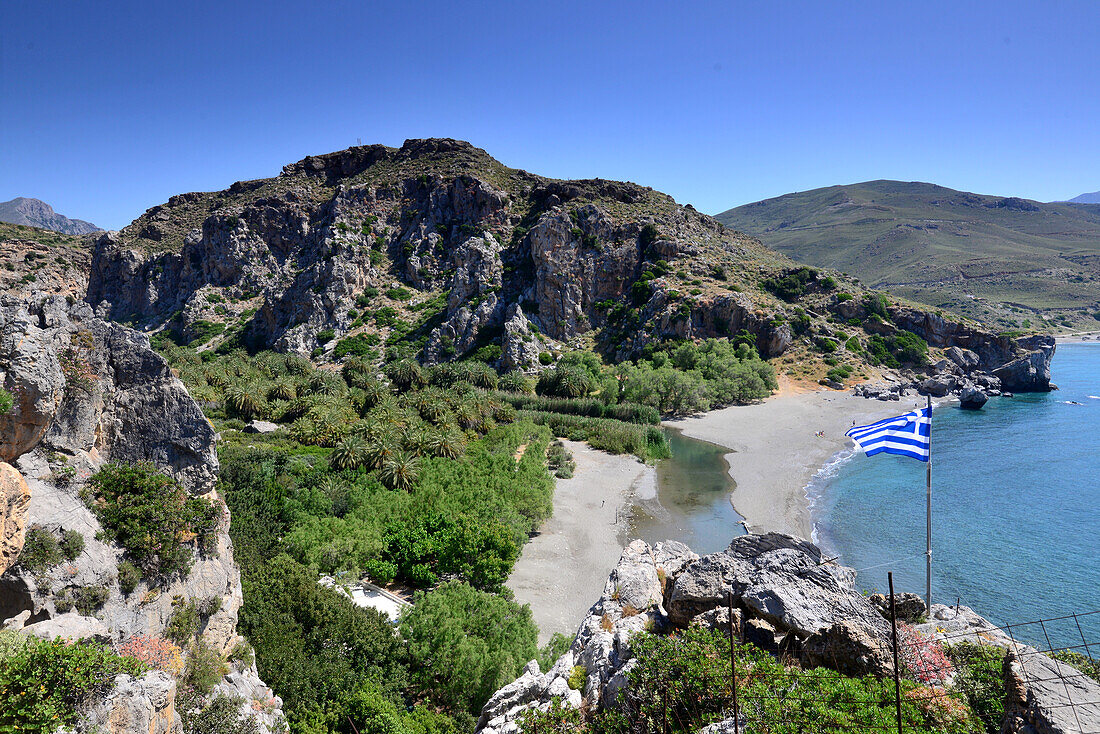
[804,447,858,545]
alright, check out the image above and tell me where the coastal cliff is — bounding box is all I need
[0,295,283,732]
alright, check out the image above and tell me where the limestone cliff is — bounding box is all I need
[0,295,283,732]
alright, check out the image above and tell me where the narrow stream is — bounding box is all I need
[626,428,747,554]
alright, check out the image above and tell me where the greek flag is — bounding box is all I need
[845,407,930,462]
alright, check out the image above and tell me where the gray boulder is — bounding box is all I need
[244,419,280,434]
[959,386,989,410]
[945,346,981,372]
[920,375,954,397]
[869,592,927,623]
[500,304,545,373]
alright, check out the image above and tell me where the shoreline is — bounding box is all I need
[1056,330,1100,344]
[506,439,652,644]
[665,380,912,540]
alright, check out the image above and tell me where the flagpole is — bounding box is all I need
[925,393,932,613]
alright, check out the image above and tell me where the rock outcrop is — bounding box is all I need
[477,533,893,734]
[0,295,283,731]
[0,461,30,575]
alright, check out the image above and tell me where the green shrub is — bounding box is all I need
[0,387,13,415]
[761,267,818,302]
[316,328,336,344]
[401,581,538,714]
[19,527,62,576]
[166,601,200,644]
[184,639,229,695]
[59,529,85,561]
[117,561,141,594]
[519,411,670,462]
[188,320,226,346]
[0,636,146,732]
[71,585,110,615]
[567,665,587,691]
[333,333,380,360]
[386,286,414,301]
[538,351,553,365]
[178,689,261,734]
[947,642,1007,733]
[84,463,222,583]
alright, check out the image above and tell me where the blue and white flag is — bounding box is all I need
[845,407,930,462]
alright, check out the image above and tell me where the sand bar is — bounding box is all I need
[666,381,912,539]
[507,439,652,644]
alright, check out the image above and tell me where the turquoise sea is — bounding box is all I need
[814,342,1100,648]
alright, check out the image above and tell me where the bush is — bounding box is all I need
[0,387,13,415]
[333,333,380,360]
[761,267,818,302]
[184,639,230,695]
[316,328,336,344]
[519,411,670,462]
[188,320,226,346]
[19,526,62,576]
[401,581,538,714]
[166,601,200,644]
[947,642,1007,733]
[0,636,146,732]
[178,690,261,734]
[59,529,85,561]
[84,463,222,583]
[538,351,553,365]
[117,560,141,594]
[72,585,110,615]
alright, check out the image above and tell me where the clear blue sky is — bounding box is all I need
[2,0,1098,230]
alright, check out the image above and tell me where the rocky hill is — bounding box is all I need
[0,197,101,235]
[86,140,1053,396]
[0,221,92,300]
[717,180,1100,332]
[0,295,283,731]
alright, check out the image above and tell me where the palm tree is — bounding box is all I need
[330,435,369,470]
[385,360,425,392]
[380,451,420,491]
[224,383,265,418]
[268,378,297,401]
[426,429,466,459]
[365,439,398,470]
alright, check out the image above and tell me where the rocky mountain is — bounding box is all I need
[85,139,1053,395]
[0,197,101,235]
[1069,190,1100,204]
[716,181,1100,331]
[0,295,283,731]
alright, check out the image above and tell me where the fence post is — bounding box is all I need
[889,572,904,734]
[729,590,741,734]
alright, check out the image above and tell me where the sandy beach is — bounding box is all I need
[1056,330,1100,344]
[507,440,653,644]
[666,380,913,539]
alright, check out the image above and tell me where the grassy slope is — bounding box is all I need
[717,180,1100,331]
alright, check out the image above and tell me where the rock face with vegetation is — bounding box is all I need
[0,295,283,732]
[86,139,795,367]
[81,139,1054,403]
[477,533,896,734]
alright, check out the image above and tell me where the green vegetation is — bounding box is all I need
[59,529,84,560]
[18,526,63,576]
[1049,649,1100,684]
[401,581,538,714]
[761,266,819,302]
[83,463,222,583]
[521,627,982,734]
[0,632,146,733]
[866,330,929,368]
[0,387,13,414]
[188,320,227,346]
[946,643,1007,733]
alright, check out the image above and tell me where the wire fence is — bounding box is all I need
[528,573,1100,734]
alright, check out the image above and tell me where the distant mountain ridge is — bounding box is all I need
[1069,190,1100,204]
[716,180,1100,330]
[0,196,101,235]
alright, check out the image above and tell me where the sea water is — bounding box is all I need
[815,342,1100,648]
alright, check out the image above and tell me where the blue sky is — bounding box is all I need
[2,0,1098,230]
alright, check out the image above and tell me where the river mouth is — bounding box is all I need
[625,427,747,554]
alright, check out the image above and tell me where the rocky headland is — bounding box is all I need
[479,533,1100,734]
